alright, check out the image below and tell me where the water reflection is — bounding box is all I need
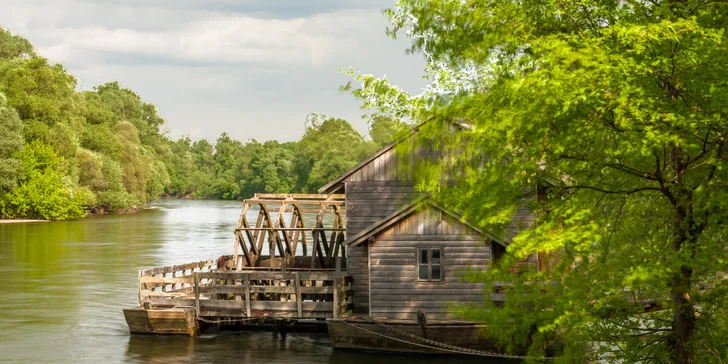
[0,200,511,364]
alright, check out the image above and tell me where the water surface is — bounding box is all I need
[0,200,506,363]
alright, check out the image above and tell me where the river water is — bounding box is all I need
[0,200,506,364]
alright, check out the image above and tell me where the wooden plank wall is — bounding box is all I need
[368,207,492,320]
[344,147,422,314]
[346,179,419,314]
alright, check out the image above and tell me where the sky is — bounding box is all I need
[0,0,428,142]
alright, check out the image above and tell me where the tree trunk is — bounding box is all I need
[669,262,696,364]
[667,145,696,364]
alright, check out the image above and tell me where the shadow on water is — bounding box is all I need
[124,331,515,364]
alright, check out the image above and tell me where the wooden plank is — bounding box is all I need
[345,180,416,187]
[333,276,340,318]
[345,200,415,208]
[140,291,195,298]
[346,185,417,193]
[371,246,487,254]
[245,199,345,205]
[140,277,195,284]
[194,272,200,314]
[144,298,196,307]
[295,272,302,317]
[244,274,251,318]
[235,227,345,232]
[372,235,485,242]
[140,260,218,276]
[201,300,334,312]
[345,192,421,200]
[197,271,342,281]
[370,288,486,294]
[254,193,345,199]
[370,276,474,284]
[371,294,487,302]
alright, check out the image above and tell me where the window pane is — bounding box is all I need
[419,249,428,264]
[432,265,441,280]
[419,265,429,280]
[432,249,441,264]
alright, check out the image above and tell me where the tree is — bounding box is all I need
[249,141,297,194]
[0,93,23,191]
[0,28,35,60]
[369,115,408,147]
[0,56,79,134]
[296,113,374,191]
[347,1,728,362]
[0,140,87,220]
[115,120,152,202]
[145,160,170,205]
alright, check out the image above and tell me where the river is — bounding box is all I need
[0,200,508,363]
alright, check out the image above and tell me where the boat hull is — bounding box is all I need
[327,319,500,355]
[123,307,199,336]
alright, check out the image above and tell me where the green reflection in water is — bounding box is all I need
[0,200,509,364]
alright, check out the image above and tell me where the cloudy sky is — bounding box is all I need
[0,0,427,142]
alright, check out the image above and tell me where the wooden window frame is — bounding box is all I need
[415,247,444,283]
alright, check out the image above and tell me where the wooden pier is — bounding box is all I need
[125,257,353,335]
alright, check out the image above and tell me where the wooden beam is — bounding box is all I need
[235,227,346,231]
[295,272,302,317]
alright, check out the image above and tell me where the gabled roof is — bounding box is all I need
[345,196,509,247]
[317,119,473,194]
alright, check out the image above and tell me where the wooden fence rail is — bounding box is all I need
[138,260,353,320]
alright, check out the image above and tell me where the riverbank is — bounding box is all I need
[0,219,49,224]
[1,206,159,223]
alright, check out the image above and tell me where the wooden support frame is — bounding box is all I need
[233,194,346,271]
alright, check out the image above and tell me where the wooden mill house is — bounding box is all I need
[124,122,538,353]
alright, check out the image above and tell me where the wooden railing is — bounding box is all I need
[137,258,353,319]
[138,258,221,304]
[194,271,353,319]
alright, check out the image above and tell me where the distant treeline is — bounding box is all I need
[0,29,407,220]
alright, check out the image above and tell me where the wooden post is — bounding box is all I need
[194,272,200,315]
[244,273,251,318]
[333,276,340,319]
[294,272,302,318]
[137,270,142,306]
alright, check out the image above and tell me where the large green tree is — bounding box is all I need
[0,140,87,220]
[0,93,23,192]
[347,1,728,362]
[0,28,34,60]
[295,113,376,191]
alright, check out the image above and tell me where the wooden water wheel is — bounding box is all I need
[233,193,346,271]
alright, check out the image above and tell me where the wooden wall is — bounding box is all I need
[345,179,419,313]
[338,128,538,315]
[368,207,492,320]
[343,146,422,314]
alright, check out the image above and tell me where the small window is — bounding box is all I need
[417,248,443,282]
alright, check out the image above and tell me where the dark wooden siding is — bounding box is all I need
[345,179,419,314]
[368,207,492,320]
[344,146,422,314]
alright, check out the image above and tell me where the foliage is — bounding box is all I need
[0,28,34,60]
[0,94,23,191]
[0,30,399,220]
[0,140,87,220]
[346,0,728,362]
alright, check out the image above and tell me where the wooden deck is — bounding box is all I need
[128,256,353,335]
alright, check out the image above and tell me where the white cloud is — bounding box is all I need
[0,0,427,142]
